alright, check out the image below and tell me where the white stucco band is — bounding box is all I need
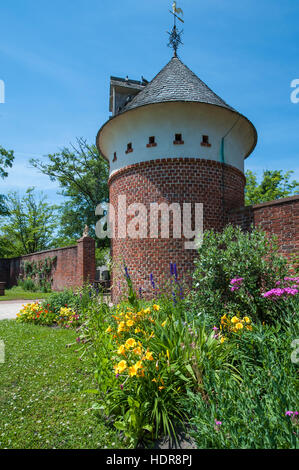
[97,101,257,176]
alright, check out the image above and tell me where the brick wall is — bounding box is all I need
[0,236,96,291]
[228,195,299,260]
[109,158,246,301]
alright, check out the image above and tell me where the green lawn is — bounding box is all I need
[0,321,123,449]
[0,286,51,301]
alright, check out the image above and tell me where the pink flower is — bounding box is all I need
[263,287,298,299]
[285,411,293,416]
[230,277,244,286]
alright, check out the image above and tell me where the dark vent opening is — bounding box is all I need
[174,133,184,145]
[126,143,133,154]
[147,136,157,148]
[201,135,211,147]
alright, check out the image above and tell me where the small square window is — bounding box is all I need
[201,135,211,147]
[125,143,133,154]
[174,133,184,145]
[147,136,157,147]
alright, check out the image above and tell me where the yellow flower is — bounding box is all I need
[159,386,165,391]
[144,351,154,361]
[117,345,126,356]
[161,320,167,327]
[128,360,143,377]
[246,325,253,331]
[114,360,127,374]
[243,317,251,324]
[133,346,143,356]
[231,316,239,324]
[220,337,227,344]
[166,350,170,360]
[106,326,112,333]
[153,304,160,311]
[235,322,244,330]
[220,314,227,324]
[128,365,137,377]
[117,321,126,333]
[152,378,157,383]
[135,327,141,333]
[144,308,151,315]
[126,320,134,327]
[125,338,137,349]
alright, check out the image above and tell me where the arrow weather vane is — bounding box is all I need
[167,2,184,57]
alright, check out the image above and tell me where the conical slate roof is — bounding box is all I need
[122,56,235,113]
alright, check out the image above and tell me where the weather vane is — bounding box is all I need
[167,2,184,57]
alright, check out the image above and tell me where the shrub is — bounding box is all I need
[56,306,81,328]
[190,225,289,325]
[42,284,101,317]
[41,288,78,315]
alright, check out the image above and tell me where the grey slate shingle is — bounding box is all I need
[121,56,235,113]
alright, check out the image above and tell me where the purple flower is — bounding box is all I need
[285,411,293,416]
[173,263,178,280]
[170,263,174,276]
[120,384,124,390]
[150,273,156,290]
[115,374,120,379]
[213,327,219,331]
[124,266,130,280]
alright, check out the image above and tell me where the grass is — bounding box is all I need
[0,286,51,301]
[0,320,123,449]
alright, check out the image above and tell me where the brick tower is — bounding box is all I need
[96,56,257,301]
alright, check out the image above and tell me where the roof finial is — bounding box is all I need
[167,2,184,57]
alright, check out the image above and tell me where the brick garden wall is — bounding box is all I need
[0,236,96,291]
[228,195,299,260]
[109,158,246,301]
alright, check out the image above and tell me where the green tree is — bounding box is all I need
[0,146,14,217]
[245,169,299,206]
[30,138,109,246]
[0,187,58,257]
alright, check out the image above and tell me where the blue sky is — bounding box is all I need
[0,0,298,203]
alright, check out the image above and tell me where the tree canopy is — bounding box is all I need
[0,187,58,257]
[245,169,299,206]
[0,145,14,218]
[30,138,109,246]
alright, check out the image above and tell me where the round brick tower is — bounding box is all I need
[96,56,257,301]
